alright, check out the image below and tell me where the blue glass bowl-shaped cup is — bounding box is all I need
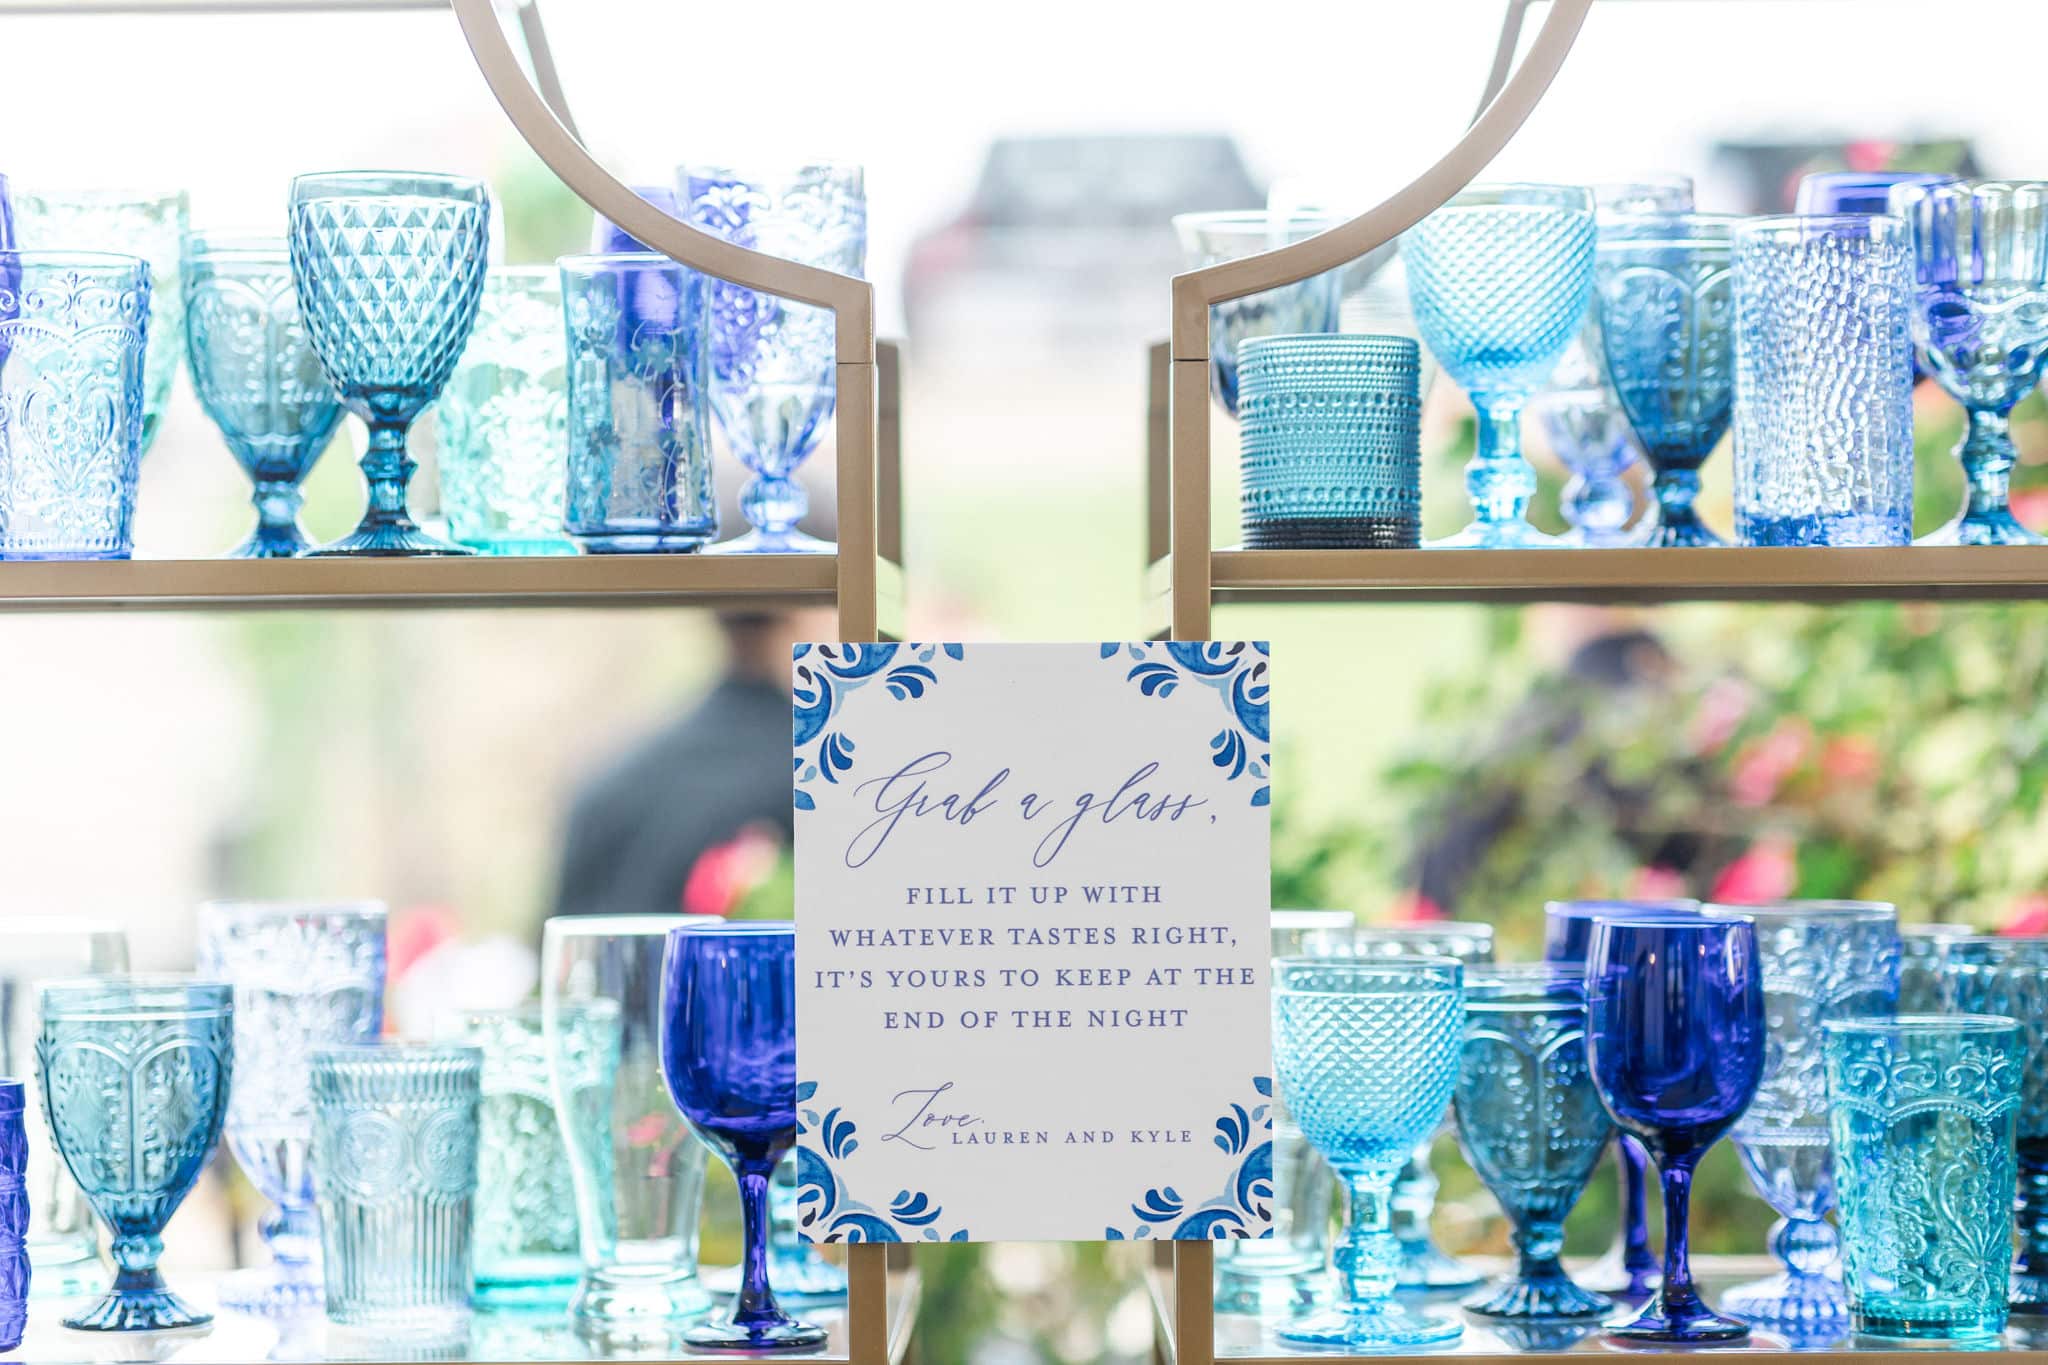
[660,922,826,1351]
[1272,955,1464,1351]
[36,976,233,1331]
[196,901,387,1318]
[680,164,865,555]
[289,171,490,556]
[1454,965,1615,1319]
[1586,914,1766,1343]
[0,1079,27,1352]
[182,234,345,557]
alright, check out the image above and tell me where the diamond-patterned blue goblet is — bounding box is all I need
[289,171,489,556]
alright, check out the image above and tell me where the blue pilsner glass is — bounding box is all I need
[1172,211,1354,417]
[0,1079,26,1352]
[1586,915,1765,1343]
[1273,956,1464,1351]
[1455,965,1614,1319]
[37,977,233,1332]
[182,234,345,557]
[1899,922,1973,1013]
[1408,183,1595,549]
[289,171,489,556]
[1718,901,1900,1342]
[660,922,826,1351]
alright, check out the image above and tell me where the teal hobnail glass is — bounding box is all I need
[289,171,490,556]
[1173,211,1353,418]
[1825,1016,2021,1342]
[36,977,233,1332]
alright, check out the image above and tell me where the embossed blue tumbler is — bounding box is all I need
[1173,211,1351,417]
[290,171,489,556]
[1734,216,1915,546]
[1407,183,1595,549]
[37,977,233,1332]
[1237,334,1420,549]
[0,1079,27,1352]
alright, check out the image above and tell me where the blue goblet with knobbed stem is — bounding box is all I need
[1586,914,1765,1343]
[1455,965,1614,1320]
[289,171,489,556]
[37,977,233,1332]
[681,164,865,554]
[1719,901,1900,1342]
[1272,955,1464,1351]
[1407,183,1595,549]
[183,234,345,558]
[660,922,826,1351]
[1172,211,1359,417]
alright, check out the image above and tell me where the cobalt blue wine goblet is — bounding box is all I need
[289,171,489,556]
[660,922,825,1351]
[1586,913,1765,1343]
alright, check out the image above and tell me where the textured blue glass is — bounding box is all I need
[289,171,490,556]
[1174,211,1350,418]
[1719,902,1900,1342]
[0,1080,27,1352]
[1899,922,1972,1013]
[681,164,865,554]
[1454,966,1614,1319]
[0,176,13,250]
[1594,214,1738,547]
[661,923,826,1351]
[1272,956,1464,1350]
[1408,183,1594,549]
[1734,215,1915,546]
[1795,171,1962,218]
[592,186,682,254]
[36,977,232,1331]
[0,251,149,561]
[1825,1016,2020,1342]
[557,253,717,554]
[1586,916,1765,1342]
[197,900,386,1319]
[183,234,344,558]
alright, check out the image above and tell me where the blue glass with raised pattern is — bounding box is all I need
[0,1079,26,1351]
[1173,211,1353,417]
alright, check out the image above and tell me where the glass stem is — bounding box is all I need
[262,1201,321,1274]
[1656,1152,1705,1319]
[1466,401,1534,528]
[360,419,420,531]
[1389,1143,1436,1249]
[1652,467,1702,531]
[252,479,306,538]
[1619,1135,1656,1278]
[1333,1172,1401,1312]
[1771,1213,1840,1282]
[733,1163,784,1331]
[740,474,807,538]
[109,1232,165,1294]
[1516,1216,1568,1286]
[1959,407,2019,520]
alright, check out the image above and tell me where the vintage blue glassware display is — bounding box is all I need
[592,185,682,254]
[182,233,345,558]
[37,976,232,1332]
[1890,179,2048,546]
[1733,215,1915,547]
[1271,955,1464,1350]
[558,252,718,553]
[1825,1015,2021,1342]
[1173,211,1352,417]
[1406,182,1595,549]
[1236,334,1421,549]
[0,1079,27,1352]
[0,250,150,561]
[1795,170,1962,217]
[660,922,827,1351]
[1942,933,2048,1312]
[1454,965,1614,1320]
[1899,921,1972,1013]
[435,265,574,554]
[1586,913,1765,1343]
[289,171,490,556]
[681,163,865,554]
[197,900,387,1318]
[1720,901,1900,1341]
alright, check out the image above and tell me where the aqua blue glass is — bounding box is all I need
[197,900,387,1319]
[1890,180,2048,546]
[1272,955,1463,1351]
[1407,183,1594,549]
[0,1079,27,1352]
[0,251,150,560]
[661,922,826,1351]
[1899,922,1972,1013]
[290,171,489,557]
[182,234,345,558]
[1719,902,1900,1342]
[1825,1015,2020,1342]
[37,977,232,1332]
[681,164,864,554]
[558,253,717,553]
[1734,215,1915,547]
[1586,914,1764,1343]
[1795,170,1962,218]
[1454,965,1614,1320]
[1173,211,1350,417]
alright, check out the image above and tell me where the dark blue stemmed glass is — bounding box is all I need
[1586,913,1765,1344]
[659,922,825,1352]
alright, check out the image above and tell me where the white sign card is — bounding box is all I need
[792,642,1273,1244]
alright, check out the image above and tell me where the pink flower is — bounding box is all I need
[681,824,781,917]
[1710,840,1797,904]
[1844,141,1900,173]
[1819,735,1881,788]
[1386,891,1443,923]
[1689,677,1754,756]
[2009,488,2048,535]
[1630,866,1687,899]
[2002,894,2048,936]
[1730,720,1811,807]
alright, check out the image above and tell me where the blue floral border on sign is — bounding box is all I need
[1104,1077,1274,1241]
[1102,642,1271,807]
[792,643,965,811]
[794,1082,970,1243]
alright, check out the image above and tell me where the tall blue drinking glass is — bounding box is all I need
[0,1079,26,1352]
[1172,211,1352,417]
[289,171,489,556]
[1272,956,1464,1351]
[660,922,825,1351]
[1586,914,1765,1343]
[1407,183,1595,549]
[37,977,233,1332]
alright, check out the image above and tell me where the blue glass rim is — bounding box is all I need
[1172,209,1349,258]
[678,161,864,189]
[180,231,288,265]
[670,920,794,939]
[1239,332,1420,366]
[557,250,690,275]
[14,186,186,210]
[542,912,722,943]
[1595,211,1742,248]
[1944,933,2048,966]
[1901,921,1976,939]
[0,248,150,280]
[39,975,232,1020]
[289,170,487,205]
[309,1041,482,1071]
[1735,213,1909,247]
[1349,920,1493,944]
[199,898,387,928]
[1441,182,1594,214]
[1464,962,1586,1005]
[1702,899,1896,926]
[1273,953,1461,994]
[1822,1013,2019,1041]
[1544,897,1701,924]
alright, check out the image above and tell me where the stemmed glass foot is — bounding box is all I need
[1722,1270,1849,1340]
[217,1263,323,1319]
[64,1274,213,1333]
[1277,1300,1462,1352]
[1465,1267,1611,1321]
[1215,1258,1327,1318]
[1428,520,1561,550]
[1394,1241,1483,1294]
[1917,509,2046,547]
[312,522,471,557]
[1580,1242,1660,1301]
[709,527,835,556]
[1609,1295,1751,1345]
